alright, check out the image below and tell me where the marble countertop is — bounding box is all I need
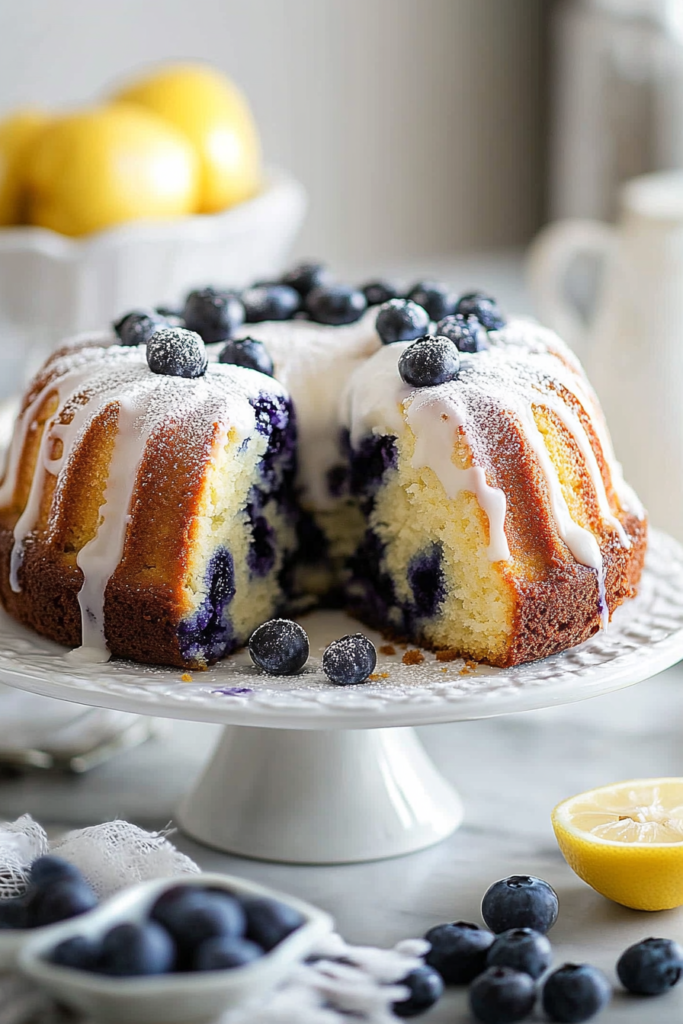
[1,663,683,1022]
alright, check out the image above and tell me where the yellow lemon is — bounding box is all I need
[552,778,683,911]
[0,109,48,225]
[25,103,199,237]
[115,63,261,214]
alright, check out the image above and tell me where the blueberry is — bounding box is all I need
[248,619,309,675]
[455,292,506,330]
[241,896,304,951]
[147,328,208,379]
[542,964,612,1023]
[183,287,245,343]
[219,337,274,376]
[150,887,245,955]
[617,937,683,995]
[30,855,85,889]
[26,880,98,928]
[0,898,27,929]
[436,313,488,353]
[193,936,263,971]
[486,928,552,980]
[407,281,458,322]
[50,934,101,971]
[482,876,559,935]
[281,261,332,297]
[361,280,399,306]
[242,284,300,322]
[392,965,444,1017]
[322,633,376,685]
[98,921,175,977]
[424,921,494,984]
[398,335,460,388]
[375,298,430,345]
[469,967,536,1024]
[113,308,166,347]
[306,285,367,325]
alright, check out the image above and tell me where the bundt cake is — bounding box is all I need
[0,269,647,669]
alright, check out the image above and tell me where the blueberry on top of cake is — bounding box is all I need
[0,264,647,669]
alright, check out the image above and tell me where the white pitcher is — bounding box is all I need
[528,170,683,542]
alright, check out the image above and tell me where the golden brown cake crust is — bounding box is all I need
[0,527,191,667]
[501,512,647,667]
[0,319,650,671]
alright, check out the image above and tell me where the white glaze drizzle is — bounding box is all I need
[7,347,123,592]
[2,340,285,661]
[71,395,149,662]
[229,307,382,509]
[0,312,640,654]
[341,318,636,627]
[406,392,511,562]
[503,319,645,521]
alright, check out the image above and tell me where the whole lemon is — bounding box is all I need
[115,63,261,214]
[25,103,199,237]
[0,110,48,225]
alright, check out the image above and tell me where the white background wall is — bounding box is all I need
[0,0,546,268]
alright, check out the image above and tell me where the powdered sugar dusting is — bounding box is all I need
[228,307,382,508]
[342,317,636,625]
[0,312,643,661]
[3,340,287,660]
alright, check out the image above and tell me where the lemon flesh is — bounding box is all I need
[552,778,683,911]
[25,103,199,238]
[115,63,262,214]
[0,110,48,225]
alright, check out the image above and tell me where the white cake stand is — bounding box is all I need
[0,529,682,865]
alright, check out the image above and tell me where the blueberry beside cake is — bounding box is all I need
[0,267,647,669]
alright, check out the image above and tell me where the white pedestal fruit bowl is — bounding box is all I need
[0,170,306,398]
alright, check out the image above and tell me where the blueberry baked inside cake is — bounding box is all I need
[0,266,647,669]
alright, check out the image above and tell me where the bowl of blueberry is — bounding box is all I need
[19,872,332,1024]
[0,854,100,969]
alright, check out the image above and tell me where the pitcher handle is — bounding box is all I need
[526,219,617,355]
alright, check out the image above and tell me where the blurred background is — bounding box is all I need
[0,0,549,269]
[4,1,683,266]
[2,0,683,529]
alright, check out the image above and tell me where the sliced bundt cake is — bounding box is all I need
[0,269,647,669]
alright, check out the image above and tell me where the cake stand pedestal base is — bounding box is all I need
[4,532,682,864]
[177,725,464,864]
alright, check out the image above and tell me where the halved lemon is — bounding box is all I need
[552,778,683,911]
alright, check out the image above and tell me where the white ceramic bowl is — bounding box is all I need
[0,169,307,398]
[19,872,332,1024]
